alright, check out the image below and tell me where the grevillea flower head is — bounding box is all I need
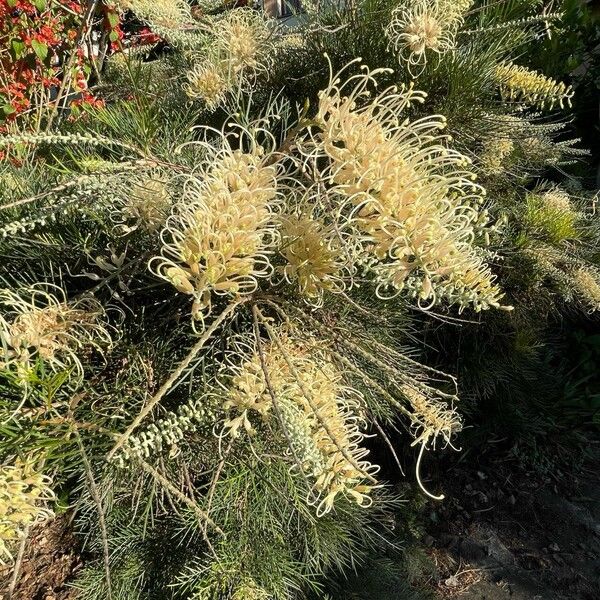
[481,137,515,175]
[573,267,600,312]
[114,174,172,234]
[0,285,111,382]
[0,457,54,563]
[495,62,574,110]
[215,8,272,74]
[400,384,462,499]
[184,61,230,110]
[222,332,378,515]
[279,213,349,306]
[150,131,282,323]
[299,59,507,312]
[386,0,471,76]
[185,9,272,110]
[117,0,191,28]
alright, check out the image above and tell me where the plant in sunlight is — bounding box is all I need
[0,1,596,598]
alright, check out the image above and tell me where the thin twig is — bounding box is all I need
[201,439,233,538]
[373,418,405,477]
[138,460,224,536]
[7,527,29,600]
[107,299,246,461]
[74,429,113,600]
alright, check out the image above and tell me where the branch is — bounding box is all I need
[106,299,246,461]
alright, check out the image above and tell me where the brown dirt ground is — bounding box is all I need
[420,445,600,600]
[0,515,81,600]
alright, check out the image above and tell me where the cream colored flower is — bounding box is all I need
[216,9,270,73]
[279,214,347,305]
[573,268,600,311]
[0,286,111,381]
[0,458,54,563]
[400,384,461,500]
[223,334,377,514]
[299,61,506,312]
[117,0,191,28]
[185,9,271,110]
[116,175,172,233]
[150,141,281,321]
[184,61,230,110]
[481,137,514,175]
[386,0,471,76]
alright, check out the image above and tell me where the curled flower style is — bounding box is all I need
[386,0,471,76]
[495,62,574,110]
[279,214,348,305]
[185,9,272,110]
[0,285,111,382]
[215,9,272,74]
[400,384,462,500]
[0,457,54,562]
[299,60,507,312]
[150,139,282,322]
[223,334,378,515]
[184,61,230,110]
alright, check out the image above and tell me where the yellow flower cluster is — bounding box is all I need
[185,63,230,111]
[0,458,54,562]
[385,0,472,75]
[185,9,271,110]
[279,214,347,306]
[223,335,377,515]
[0,286,110,380]
[301,63,506,312]
[495,63,574,110]
[481,137,515,175]
[151,142,281,322]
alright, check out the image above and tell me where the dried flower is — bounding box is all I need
[495,62,574,110]
[0,286,111,381]
[0,458,54,563]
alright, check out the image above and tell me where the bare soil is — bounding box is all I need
[422,447,600,600]
[0,515,81,600]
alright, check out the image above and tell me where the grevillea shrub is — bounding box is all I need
[0,1,598,599]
